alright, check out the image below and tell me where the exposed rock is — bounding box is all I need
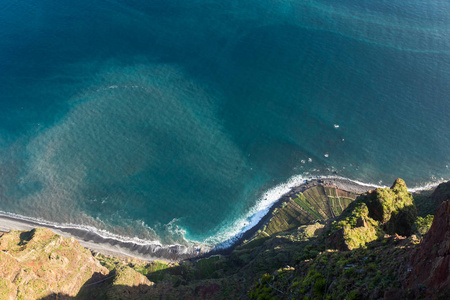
[0,228,108,299]
[407,200,450,292]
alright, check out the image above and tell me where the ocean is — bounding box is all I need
[0,0,449,254]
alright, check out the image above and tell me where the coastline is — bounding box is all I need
[0,176,438,262]
[203,176,380,258]
[0,213,210,263]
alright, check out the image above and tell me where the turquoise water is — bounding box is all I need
[0,0,449,248]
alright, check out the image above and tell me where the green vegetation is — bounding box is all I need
[414,215,434,236]
[328,179,417,251]
[255,186,358,239]
[249,234,422,299]
[412,189,436,216]
[0,179,448,299]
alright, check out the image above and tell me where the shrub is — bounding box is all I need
[414,215,434,236]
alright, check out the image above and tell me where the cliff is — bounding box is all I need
[407,199,450,291]
[0,179,448,299]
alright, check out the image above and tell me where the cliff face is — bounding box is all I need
[407,200,450,291]
[0,228,108,299]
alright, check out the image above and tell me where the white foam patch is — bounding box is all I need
[407,178,448,192]
[210,174,307,248]
[326,175,448,192]
[0,210,160,247]
[324,175,385,189]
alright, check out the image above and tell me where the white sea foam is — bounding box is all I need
[0,210,212,259]
[211,174,307,249]
[1,173,447,256]
[323,175,385,189]
[0,210,162,246]
[407,178,447,192]
[209,174,448,250]
[326,175,447,192]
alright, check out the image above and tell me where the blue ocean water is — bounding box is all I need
[0,0,449,248]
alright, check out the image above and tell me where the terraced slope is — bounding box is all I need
[255,185,358,238]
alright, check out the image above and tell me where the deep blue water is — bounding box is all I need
[1,0,449,247]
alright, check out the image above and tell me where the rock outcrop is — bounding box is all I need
[329,178,417,250]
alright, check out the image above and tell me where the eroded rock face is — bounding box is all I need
[0,228,108,299]
[407,200,450,291]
